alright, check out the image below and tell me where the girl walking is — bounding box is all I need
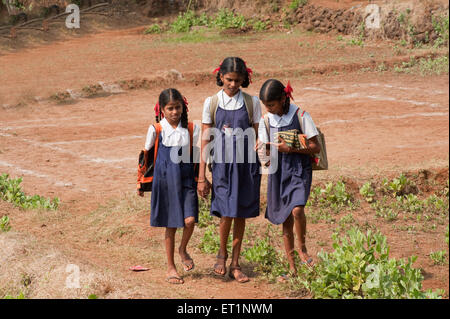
[257,79,321,277]
[139,88,200,284]
[197,57,262,283]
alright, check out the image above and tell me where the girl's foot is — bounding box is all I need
[299,251,314,267]
[277,271,297,283]
[179,250,195,272]
[213,254,228,276]
[229,266,249,283]
[166,269,184,284]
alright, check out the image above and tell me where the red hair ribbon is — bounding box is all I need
[213,62,222,74]
[284,81,294,99]
[154,102,164,119]
[243,60,253,83]
[183,96,189,112]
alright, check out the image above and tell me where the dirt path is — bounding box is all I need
[0,23,448,298]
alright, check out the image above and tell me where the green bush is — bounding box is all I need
[429,250,448,265]
[307,181,355,212]
[144,24,162,34]
[296,228,443,299]
[360,182,376,203]
[0,174,59,210]
[432,14,449,47]
[212,9,246,30]
[0,215,11,232]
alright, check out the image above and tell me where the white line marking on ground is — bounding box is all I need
[0,160,86,191]
[319,112,449,126]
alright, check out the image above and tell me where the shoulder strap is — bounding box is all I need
[242,92,253,125]
[296,107,305,134]
[209,95,219,126]
[188,122,194,151]
[264,114,270,141]
[153,123,162,164]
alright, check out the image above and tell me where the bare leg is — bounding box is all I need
[213,216,232,276]
[229,217,249,283]
[292,206,314,266]
[165,227,183,284]
[282,214,297,275]
[179,217,196,271]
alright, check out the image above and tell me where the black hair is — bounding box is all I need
[216,57,251,88]
[157,88,188,128]
[259,79,290,115]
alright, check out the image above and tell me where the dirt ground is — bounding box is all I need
[0,0,449,300]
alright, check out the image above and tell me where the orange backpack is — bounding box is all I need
[137,122,197,192]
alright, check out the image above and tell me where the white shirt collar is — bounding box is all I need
[218,89,243,108]
[268,103,298,127]
[160,117,183,136]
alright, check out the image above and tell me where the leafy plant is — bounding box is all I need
[212,9,246,30]
[432,14,449,47]
[429,250,448,265]
[198,224,231,254]
[144,24,162,34]
[295,228,443,299]
[0,215,11,232]
[252,20,267,32]
[307,181,355,212]
[360,182,376,203]
[0,174,59,210]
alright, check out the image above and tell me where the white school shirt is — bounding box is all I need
[202,89,262,124]
[144,118,201,151]
[258,103,319,144]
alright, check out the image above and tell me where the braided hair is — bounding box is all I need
[157,88,188,128]
[259,79,291,115]
[215,57,251,88]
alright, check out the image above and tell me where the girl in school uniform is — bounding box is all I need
[197,57,262,283]
[139,88,200,285]
[257,79,321,277]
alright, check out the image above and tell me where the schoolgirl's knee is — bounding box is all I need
[292,206,305,219]
[184,217,195,228]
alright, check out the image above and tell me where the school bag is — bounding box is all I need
[137,122,198,192]
[263,108,328,170]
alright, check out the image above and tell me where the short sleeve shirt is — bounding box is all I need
[258,103,319,144]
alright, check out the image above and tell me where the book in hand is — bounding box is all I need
[274,130,308,150]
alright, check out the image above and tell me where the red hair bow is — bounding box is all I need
[154,102,164,119]
[243,60,253,83]
[213,62,222,74]
[284,81,294,99]
[183,96,189,112]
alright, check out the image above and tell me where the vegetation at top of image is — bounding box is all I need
[432,14,449,48]
[288,0,308,12]
[0,173,59,210]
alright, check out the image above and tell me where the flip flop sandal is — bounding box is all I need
[229,266,249,283]
[182,258,195,272]
[166,276,184,285]
[129,265,150,272]
[213,254,228,277]
[300,257,314,267]
[277,272,297,283]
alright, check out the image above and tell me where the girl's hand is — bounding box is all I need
[197,178,211,198]
[137,190,144,197]
[268,136,291,153]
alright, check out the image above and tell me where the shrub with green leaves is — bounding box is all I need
[197,198,213,228]
[432,14,449,47]
[360,182,376,203]
[429,250,448,265]
[144,24,162,34]
[0,215,11,232]
[212,9,246,30]
[0,174,59,210]
[296,228,443,299]
[307,181,355,212]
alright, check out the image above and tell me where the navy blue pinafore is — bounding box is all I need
[210,104,261,218]
[266,112,313,225]
[150,135,199,228]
